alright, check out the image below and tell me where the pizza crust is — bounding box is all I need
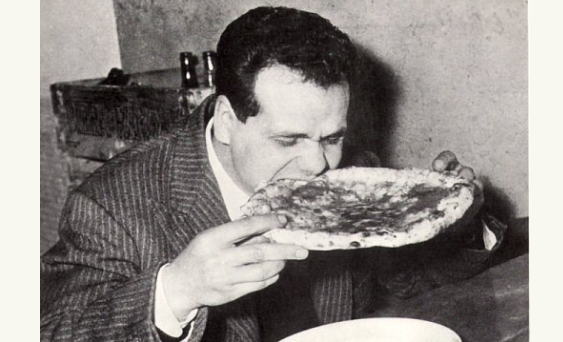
[242,167,476,250]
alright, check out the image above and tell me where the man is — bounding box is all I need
[41,6,503,342]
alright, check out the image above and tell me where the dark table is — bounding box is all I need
[367,252,529,342]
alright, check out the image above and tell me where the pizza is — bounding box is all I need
[241,167,476,250]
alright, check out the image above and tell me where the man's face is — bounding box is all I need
[225,65,349,194]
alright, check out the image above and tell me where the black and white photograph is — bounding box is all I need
[39,1,533,341]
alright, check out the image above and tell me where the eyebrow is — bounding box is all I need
[270,128,347,141]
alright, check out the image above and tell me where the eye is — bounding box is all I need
[322,136,344,146]
[274,137,299,147]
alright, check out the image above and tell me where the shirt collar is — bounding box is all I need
[205,117,250,220]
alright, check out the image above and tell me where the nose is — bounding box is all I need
[297,141,329,177]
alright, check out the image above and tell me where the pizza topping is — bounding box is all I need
[271,182,459,235]
[241,167,475,250]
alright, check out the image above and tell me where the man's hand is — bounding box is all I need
[432,151,484,239]
[432,150,483,193]
[162,214,308,320]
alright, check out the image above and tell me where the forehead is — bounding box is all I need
[251,65,349,135]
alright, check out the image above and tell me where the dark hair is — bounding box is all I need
[215,6,356,122]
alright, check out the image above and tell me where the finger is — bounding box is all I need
[238,235,271,246]
[432,150,458,172]
[209,215,287,246]
[452,162,463,175]
[224,243,309,266]
[229,261,286,284]
[471,179,485,208]
[230,274,280,298]
[472,178,484,194]
[458,166,475,180]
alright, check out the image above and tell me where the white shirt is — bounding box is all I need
[203,118,250,219]
[154,118,249,340]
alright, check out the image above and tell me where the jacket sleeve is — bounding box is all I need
[40,191,208,342]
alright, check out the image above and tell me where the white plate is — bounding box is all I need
[279,318,461,342]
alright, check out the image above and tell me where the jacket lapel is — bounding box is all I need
[161,95,230,254]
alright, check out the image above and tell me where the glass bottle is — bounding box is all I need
[202,51,217,88]
[180,52,199,89]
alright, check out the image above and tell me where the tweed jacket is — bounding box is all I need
[41,95,504,342]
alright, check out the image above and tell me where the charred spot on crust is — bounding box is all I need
[350,241,361,248]
[451,183,466,191]
[431,210,445,218]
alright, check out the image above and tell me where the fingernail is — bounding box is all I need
[296,249,309,259]
[277,215,287,225]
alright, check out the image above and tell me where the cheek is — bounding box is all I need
[247,144,288,172]
[324,145,344,169]
[231,140,285,187]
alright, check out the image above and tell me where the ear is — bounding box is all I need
[213,95,238,145]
